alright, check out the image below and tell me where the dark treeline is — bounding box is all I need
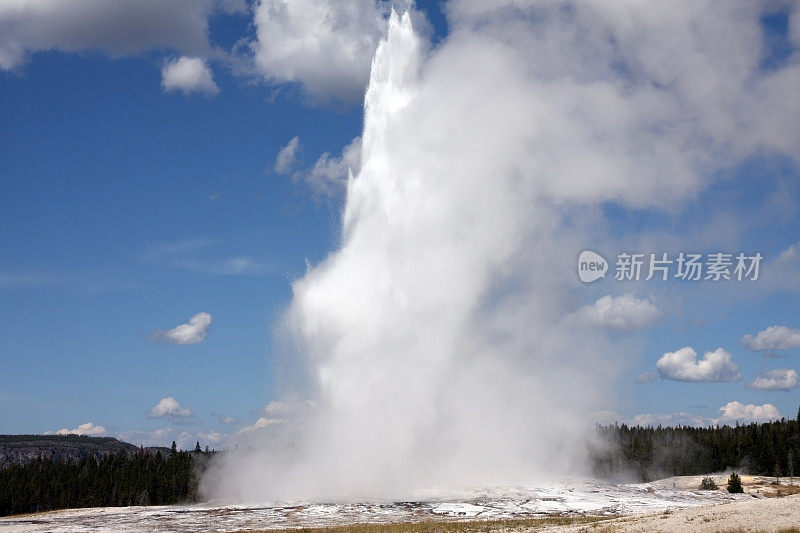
[3,410,800,516]
[0,442,209,517]
[592,407,800,482]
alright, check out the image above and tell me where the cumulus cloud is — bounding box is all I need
[656,347,741,383]
[148,397,194,421]
[49,422,106,436]
[634,371,656,384]
[250,0,390,102]
[742,325,800,351]
[274,136,301,174]
[0,0,234,70]
[218,415,238,425]
[573,293,660,331]
[717,401,781,423]
[161,56,219,95]
[434,1,800,209]
[148,312,212,345]
[749,368,799,391]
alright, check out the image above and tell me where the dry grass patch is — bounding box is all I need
[763,484,800,498]
[239,515,610,533]
[719,527,800,533]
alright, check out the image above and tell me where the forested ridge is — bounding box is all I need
[0,434,162,467]
[591,406,800,482]
[0,442,209,516]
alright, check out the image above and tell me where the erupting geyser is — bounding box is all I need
[202,9,617,502]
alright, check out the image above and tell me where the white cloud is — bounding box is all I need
[434,1,800,209]
[749,368,799,391]
[261,399,315,417]
[598,401,783,427]
[161,56,219,95]
[761,241,800,292]
[274,136,301,174]
[250,0,390,102]
[141,239,268,276]
[218,415,238,425]
[50,422,106,436]
[573,293,660,331]
[115,428,211,449]
[742,325,800,351]
[301,137,362,198]
[0,0,229,71]
[717,401,781,423]
[198,430,225,444]
[148,312,212,345]
[148,397,194,421]
[634,371,656,384]
[656,347,741,383]
[234,400,315,437]
[593,409,710,427]
[279,136,361,198]
[115,427,176,447]
[236,417,279,435]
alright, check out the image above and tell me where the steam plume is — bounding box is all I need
[204,2,800,502]
[204,10,614,502]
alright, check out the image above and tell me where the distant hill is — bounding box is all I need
[0,434,170,466]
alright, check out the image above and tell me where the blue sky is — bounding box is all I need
[1,1,799,450]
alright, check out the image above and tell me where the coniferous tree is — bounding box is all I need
[727,471,743,493]
[699,477,717,490]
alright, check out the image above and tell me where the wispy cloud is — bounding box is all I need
[197,430,225,444]
[236,417,279,435]
[572,293,661,331]
[742,325,800,351]
[140,238,269,276]
[298,137,361,200]
[274,136,301,174]
[148,312,212,345]
[0,271,57,290]
[748,368,799,391]
[117,428,188,448]
[597,401,782,427]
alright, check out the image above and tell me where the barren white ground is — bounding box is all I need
[0,475,796,532]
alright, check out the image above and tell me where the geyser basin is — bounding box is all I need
[0,478,746,533]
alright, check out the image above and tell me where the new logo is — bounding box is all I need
[578,250,608,283]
